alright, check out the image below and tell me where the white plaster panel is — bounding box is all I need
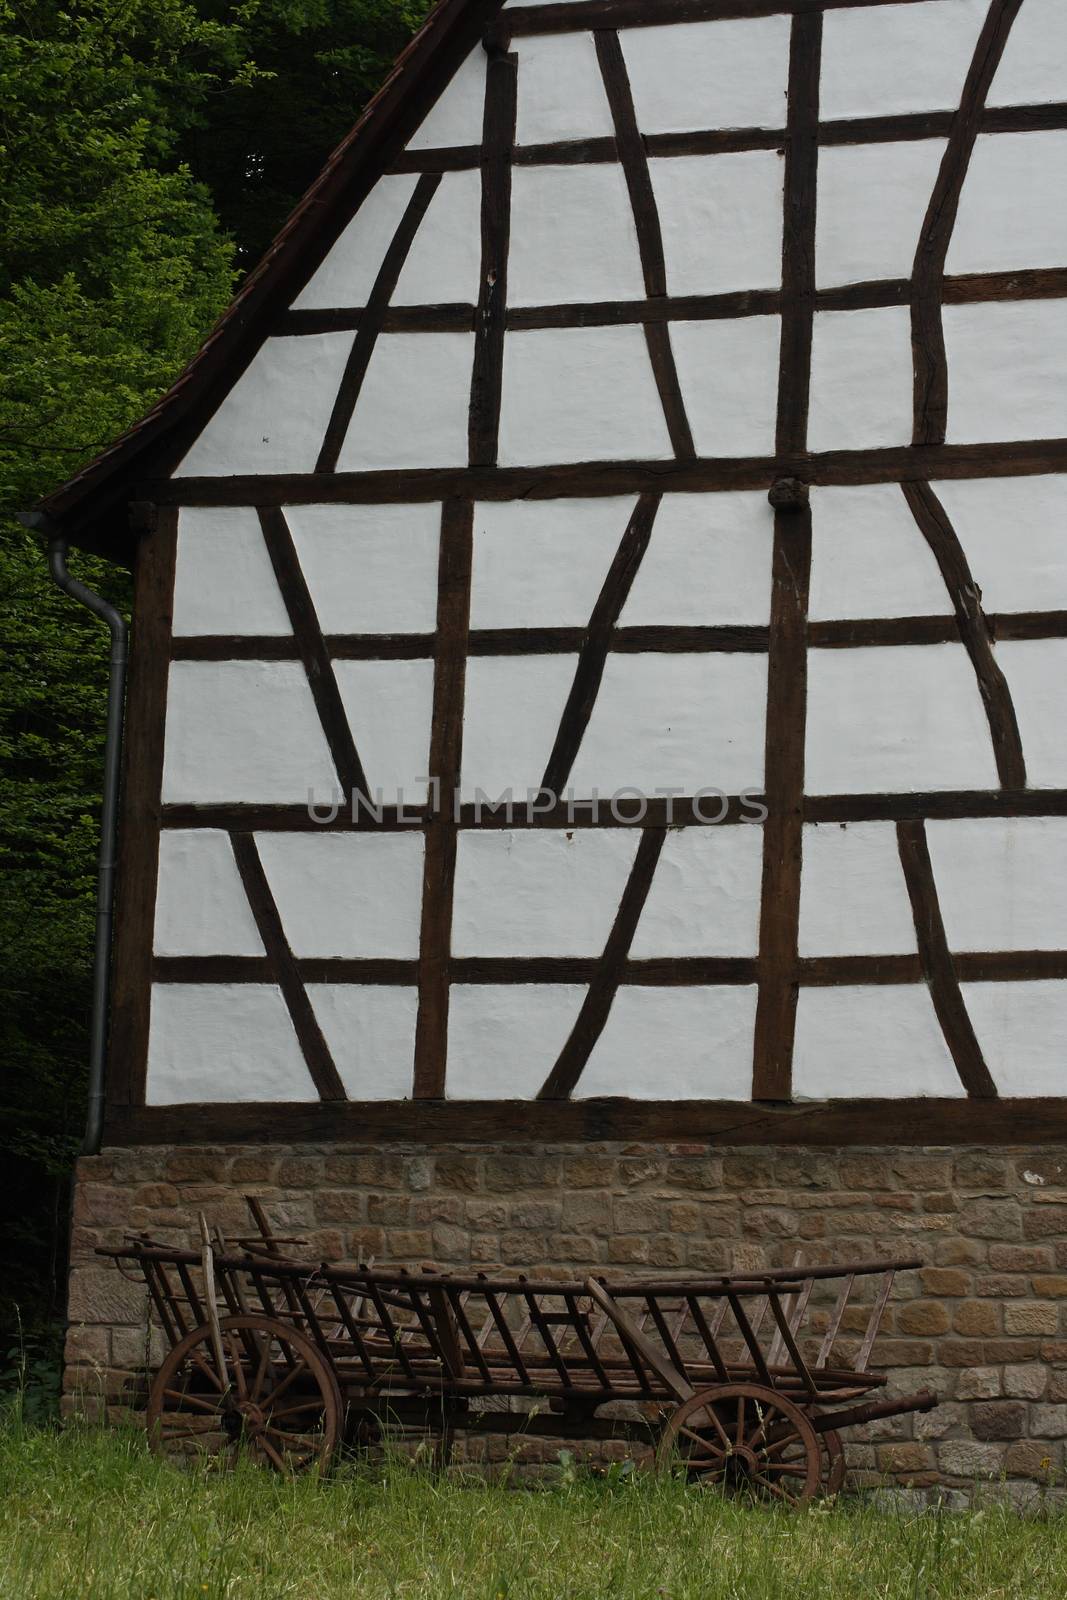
[816,141,947,288]
[798,822,919,958]
[805,644,1000,794]
[620,17,791,134]
[285,503,441,635]
[931,476,1067,614]
[306,986,418,1100]
[254,832,425,958]
[578,986,758,1100]
[926,817,1067,953]
[446,984,587,1098]
[945,301,1067,444]
[793,986,965,1099]
[809,308,914,453]
[820,0,988,121]
[514,34,615,145]
[669,318,781,458]
[470,497,636,630]
[619,492,775,628]
[989,0,1067,107]
[333,659,434,804]
[335,333,475,471]
[162,661,339,804]
[508,166,645,307]
[569,654,768,797]
[146,985,317,1104]
[172,508,291,638]
[452,830,640,956]
[406,47,487,150]
[947,133,1067,276]
[498,328,673,466]
[960,982,1067,1097]
[808,484,952,622]
[630,826,764,959]
[460,655,578,802]
[174,335,353,478]
[391,170,482,305]
[291,175,418,310]
[650,152,784,296]
[997,640,1067,788]
[154,832,264,958]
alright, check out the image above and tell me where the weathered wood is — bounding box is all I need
[538,829,667,1100]
[902,481,1026,788]
[413,500,474,1098]
[107,507,176,1109]
[896,819,998,1100]
[911,0,1024,445]
[540,494,660,795]
[257,506,368,799]
[315,173,441,473]
[230,833,347,1101]
[468,49,517,466]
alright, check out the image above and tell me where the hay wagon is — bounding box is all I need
[102,1201,936,1504]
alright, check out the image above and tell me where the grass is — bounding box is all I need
[1,1412,1066,1600]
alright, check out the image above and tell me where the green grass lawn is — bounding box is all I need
[2,1415,1065,1600]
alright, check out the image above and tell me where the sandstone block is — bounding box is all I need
[954,1367,1001,1400]
[1003,1363,1048,1400]
[1004,1302,1059,1336]
[969,1401,1026,1440]
[897,1301,951,1336]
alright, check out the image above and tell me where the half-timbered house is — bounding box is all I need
[38,0,1067,1483]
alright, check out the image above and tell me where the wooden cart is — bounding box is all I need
[102,1202,936,1503]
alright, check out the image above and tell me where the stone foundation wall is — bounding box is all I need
[66,1142,1067,1502]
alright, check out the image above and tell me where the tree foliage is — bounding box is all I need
[0,0,427,1349]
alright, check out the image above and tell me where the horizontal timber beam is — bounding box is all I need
[104,1096,1067,1148]
[151,951,1067,987]
[149,437,1067,508]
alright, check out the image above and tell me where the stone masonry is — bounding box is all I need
[65,1142,1067,1503]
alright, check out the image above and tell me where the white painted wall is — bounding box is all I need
[926,817,1067,953]
[569,653,768,798]
[820,0,988,121]
[630,826,763,958]
[996,641,1067,788]
[498,327,674,465]
[508,166,645,307]
[335,332,475,471]
[146,985,318,1103]
[931,477,1067,614]
[460,655,578,802]
[293,175,418,309]
[514,34,614,145]
[162,662,340,804]
[793,986,966,1099]
[255,832,425,958]
[334,658,435,803]
[174,335,353,477]
[816,141,946,288]
[285,503,441,636]
[619,492,775,628]
[948,132,1067,277]
[306,986,417,1100]
[406,47,486,150]
[651,152,784,297]
[669,317,781,457]
[452,829,639,957]
[578,986,758,1099]
[806,644,1000,794]
[961,982,1067,1097]
[470,497,636,630]
[620,16,791,134]
[154,831,264,957]
[945,302,1067,445]
[989,0,1067,108]
[392,170,483,306]
[798,822,919,958]
[808,485,951,621]
[808,307,913,453]
[446,984,587,1098]
[172,508,291,637]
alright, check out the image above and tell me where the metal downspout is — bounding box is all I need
[20,515,129,1155]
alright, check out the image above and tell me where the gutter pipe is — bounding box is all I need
[19,512,128,1155]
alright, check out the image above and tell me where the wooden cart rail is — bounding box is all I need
[100,1203,935,1500]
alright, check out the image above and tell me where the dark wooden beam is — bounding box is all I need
[468,49,517,466]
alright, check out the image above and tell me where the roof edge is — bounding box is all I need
[38,0,504,564]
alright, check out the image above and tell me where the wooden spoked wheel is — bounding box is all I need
[820,1425,847,1495]
[657,1383,822,1506]
[146,1314,342,1474]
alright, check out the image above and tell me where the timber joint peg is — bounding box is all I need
[768,478,809,511]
